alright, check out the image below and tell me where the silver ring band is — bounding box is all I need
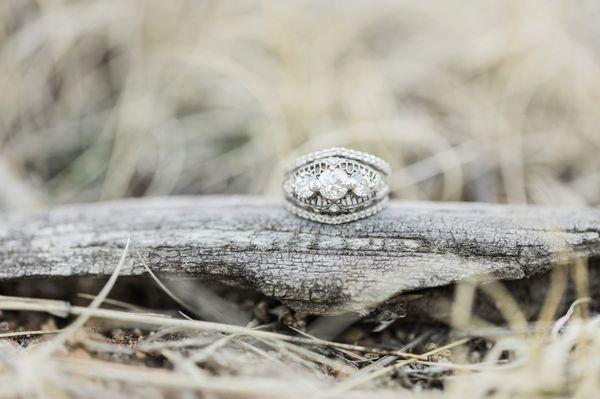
[283,147,390,224]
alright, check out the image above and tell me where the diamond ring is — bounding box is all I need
[283,148,391,224]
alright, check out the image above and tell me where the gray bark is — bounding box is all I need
[1,196,599,314]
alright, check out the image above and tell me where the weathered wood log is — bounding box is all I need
[1,196,599,315]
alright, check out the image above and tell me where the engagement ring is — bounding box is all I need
[283,147,390,224]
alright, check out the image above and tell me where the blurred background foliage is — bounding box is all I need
[1,0,599,210]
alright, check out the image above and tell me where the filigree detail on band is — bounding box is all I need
[283,148,390,224]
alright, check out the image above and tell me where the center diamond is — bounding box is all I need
[318,168,352,200]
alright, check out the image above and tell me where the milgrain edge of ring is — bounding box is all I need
[284,147,392,176]
[286,196,389,225]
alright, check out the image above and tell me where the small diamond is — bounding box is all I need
[294,174,317,199]
[283,179,294,196]
[319,168,352,200]
[352,173,374,197]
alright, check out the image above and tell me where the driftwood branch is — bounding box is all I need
[1,196,599,314]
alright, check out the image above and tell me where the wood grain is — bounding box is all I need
[1,196,599,314]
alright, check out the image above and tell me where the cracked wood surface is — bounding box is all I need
[1,196,599,314]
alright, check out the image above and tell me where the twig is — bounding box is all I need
[28,236,131,359]
[0,329,63,339]
[324,337,471,395]
[0,295,425,361]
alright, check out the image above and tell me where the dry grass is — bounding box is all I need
[1,0,599,398]
[0,261,597,398]
[1,0,600,207]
